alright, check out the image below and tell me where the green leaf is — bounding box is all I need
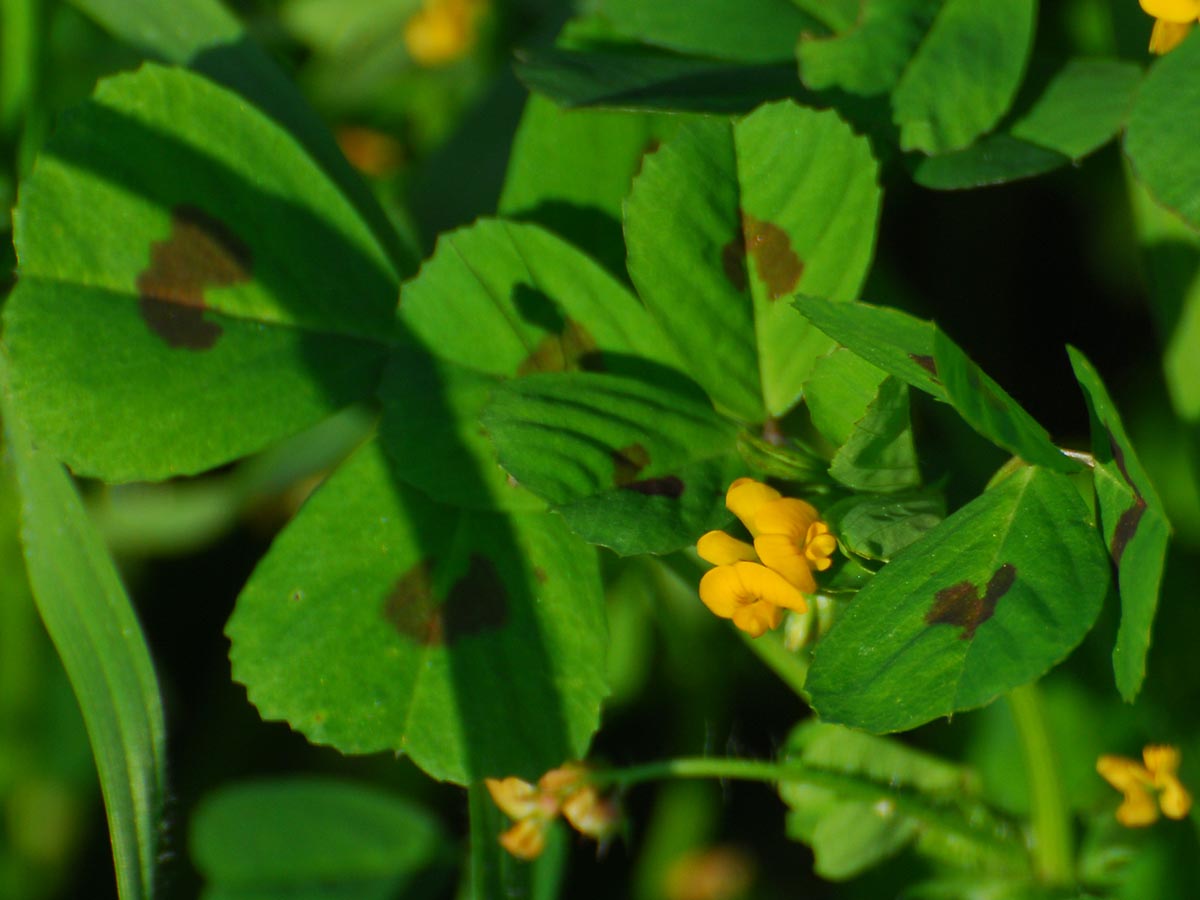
[793,296,946,399]
[829,377,921,491]
[824,490,944,561]
[804,347,889,448]
[228,437,607,784]
[499,95,678,279]
[386,219,683,510]
[807,466,1109,733]
[514,47,800,114]
[399,219,676,379]
[379,353,545,513]
[794,299,1080,472]
[481,371,742,555]
[1067,347,1170,702]
[1125,31,1200,230]
[625,102,881,421]
[912,134,1069,190]
[892,0,1037,154]
[932,330,1081,473]
[190,777,447,900]
[595,0,824,63]
[798,0,942,97]
[780,721,1023,879]
[1,364,167,900]
[67,0,414,275]
[3,64,399,481]
[1011,59,1142,160]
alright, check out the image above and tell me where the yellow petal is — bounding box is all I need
[1116,787,1161,827]
[562,786,620,839]
[805,522,838,571]
[754,533,817,593]
[699,565,746,618]
[726,478,781,535]
[486,776,540,820]
[754,497,818,540]
[1143,745,1192,818]
[733,561,809,613]
[731,601,783,637]
[1097,755,1152,793]
[1143,744,1181,778]
[1150,18,1193,53]
[697,530,758,566]
[499,818,547,860]
[1141,0,1200,23]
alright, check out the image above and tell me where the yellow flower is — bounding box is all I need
[1140,0,1200,53]
[404,0,487,67]
[1097,744,1193,827]
[696,478,835,637]
[485,764,619,859]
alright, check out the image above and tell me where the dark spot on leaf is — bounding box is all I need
[136,204,252,350]
[383,559,443,646]
[908,353,940,381]
[1112,496,1147,566]
[720,211,804,300]
[383,555,509,646]
[1106,429,1148,567]
[623,475,685,497]
[533,566,547,584]
[443,554,509,641]
[925,563,1017,640]
[612,443,652,486]
[517,318,600,375]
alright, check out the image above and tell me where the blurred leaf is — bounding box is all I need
[594,0,824,63]
[514,47,800,114]
[807,466,1109,733]
[892,0,1036,154]
[190,777,446,900]
[824,490,944,560]
[67,0,414,273]
[798,0,942,96]
[1125,31,1200,231]
[804,347,889,447]
[793,297,946,400]
[1011,59,1142,160]
[912,134,1068,190]
[626,102,881,421]
[1,363,166,900]
[482,371,741,555]
[932,329,1082,473]
[1068,348,1169,702]
[281,0,416,59]
[780,721,1022,880]
[3,64,399,481]
[228,437,608,783]
[499,95,678,280]
[829,377,921,491]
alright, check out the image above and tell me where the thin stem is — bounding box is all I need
[1007,682,1074,887]
[739,628,810,699]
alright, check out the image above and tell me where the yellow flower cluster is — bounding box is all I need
[1097,744,1193,827]
[1140,0,1200,53]
[403,0,488,67]
[486,764,618,860]
[696,478,836,638]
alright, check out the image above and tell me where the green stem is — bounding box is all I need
[739,628,810,698]
[591,756,1025,865]
[1007,682,1074,887]
[0,0,40,135]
